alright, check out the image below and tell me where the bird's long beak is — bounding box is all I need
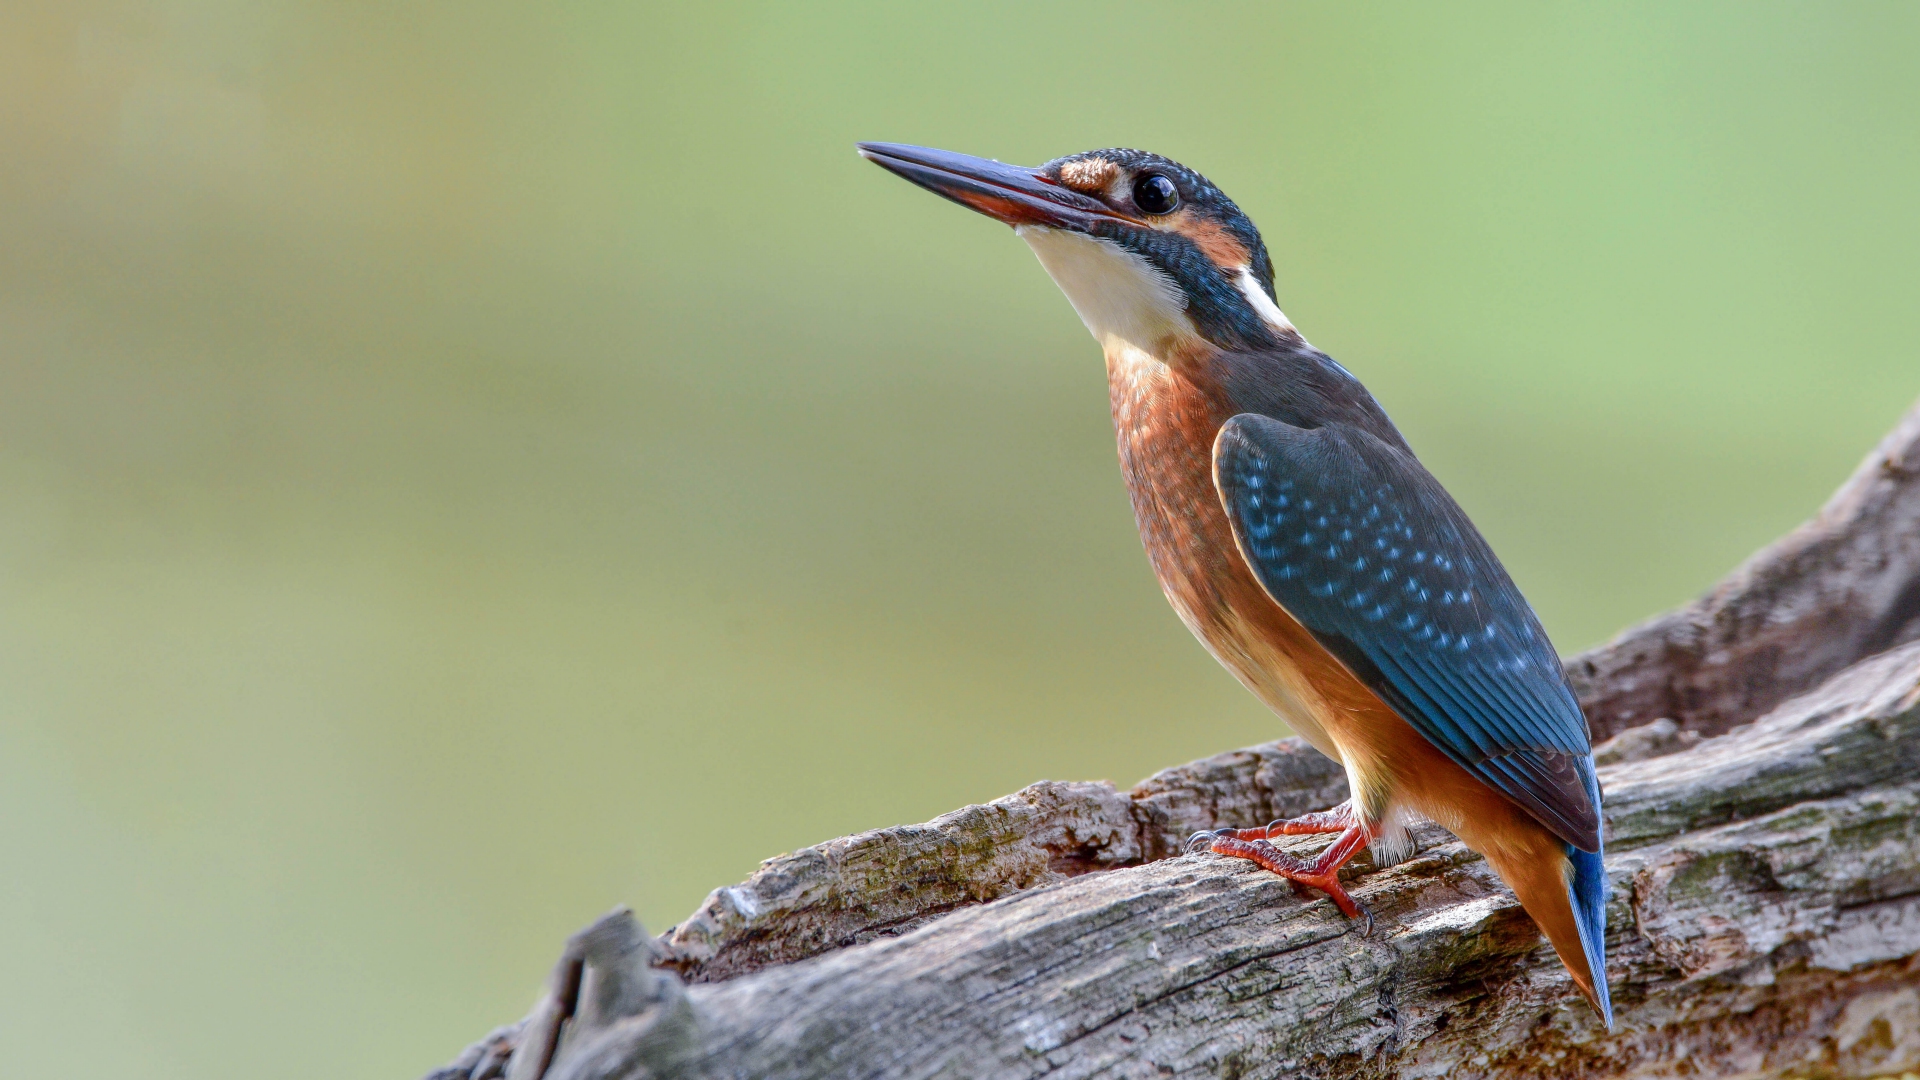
[857,142,1136,231]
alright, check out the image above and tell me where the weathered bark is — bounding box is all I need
[429,398,1920,1080]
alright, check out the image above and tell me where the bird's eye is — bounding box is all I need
[1133,173,1180,215]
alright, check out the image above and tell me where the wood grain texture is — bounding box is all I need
[434,643,1920,1080]
[655,744,1350,986]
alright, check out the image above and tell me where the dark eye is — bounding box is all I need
[1132,173,1180,215]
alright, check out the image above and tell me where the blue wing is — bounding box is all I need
[1213,413,1601,851]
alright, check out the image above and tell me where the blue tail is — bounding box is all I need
[1566,754,1612,1028]
[1567,841,1613,1029]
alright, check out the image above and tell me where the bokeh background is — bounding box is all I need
[4,2,1918,1076]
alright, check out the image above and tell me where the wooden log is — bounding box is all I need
[427,399,1920,1080]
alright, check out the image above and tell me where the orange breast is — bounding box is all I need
[1104,342,1427,819]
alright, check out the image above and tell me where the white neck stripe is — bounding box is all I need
[1234,268,1294,333]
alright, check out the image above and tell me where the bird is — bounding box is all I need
[857,141,1612,1027]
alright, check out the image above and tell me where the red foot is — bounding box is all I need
[1189,812,1376,933]
[1208,800,1355,842]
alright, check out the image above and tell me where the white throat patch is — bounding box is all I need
[1014,226,1194,350]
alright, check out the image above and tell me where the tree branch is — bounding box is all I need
[1568,398,1920,741]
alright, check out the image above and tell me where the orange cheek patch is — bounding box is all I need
[1169,213,1251,269]
[1059,157,1118,193]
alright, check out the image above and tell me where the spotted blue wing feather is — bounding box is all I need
[1213,413,1601,851]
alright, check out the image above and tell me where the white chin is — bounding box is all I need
[1015,226,1194,349]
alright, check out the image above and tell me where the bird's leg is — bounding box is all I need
[1187,802,1359,903]
[1191,821,1378,932]
[1207,800,1355,842]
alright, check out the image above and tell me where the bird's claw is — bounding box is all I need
[1353,899,1376,938]
[1186,828,1228,854]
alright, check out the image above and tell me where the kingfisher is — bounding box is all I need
[858,142,1612,1025]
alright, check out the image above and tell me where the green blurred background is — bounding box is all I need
[3,2,1917,1076]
